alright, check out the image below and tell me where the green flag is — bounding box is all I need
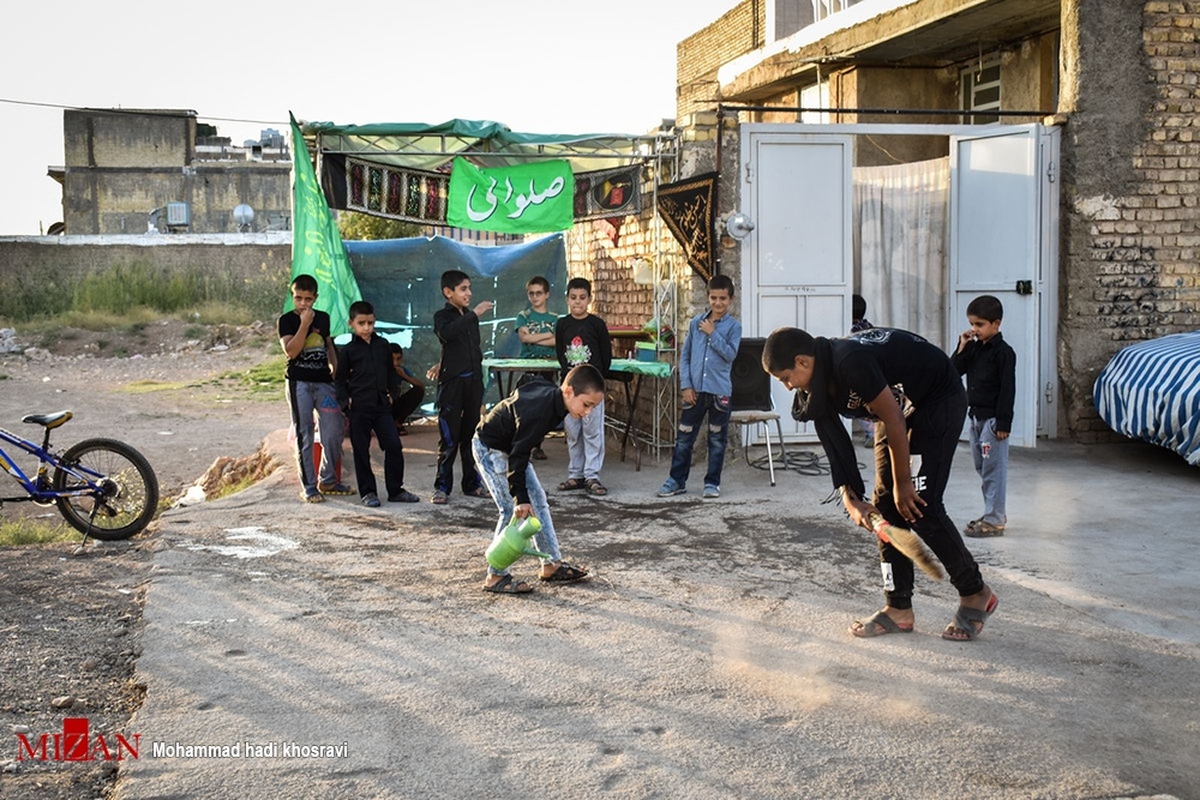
[447,157,574,233]
[287,114,360,336]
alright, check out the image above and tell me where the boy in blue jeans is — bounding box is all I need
[952,294,1016,538]
[277,273,349,503]
[657,275,742,499]
[472,365,606,594]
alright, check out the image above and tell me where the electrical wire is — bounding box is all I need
[744,446,834,477]
[0,97,286,127]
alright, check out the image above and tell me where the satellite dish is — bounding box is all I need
[233,204,255,232]
[725,212,755,241]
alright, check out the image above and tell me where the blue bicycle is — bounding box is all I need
[1,411,159,541]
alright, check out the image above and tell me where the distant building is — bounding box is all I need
[47,108,292,235]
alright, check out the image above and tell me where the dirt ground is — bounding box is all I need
[1,320,286,799]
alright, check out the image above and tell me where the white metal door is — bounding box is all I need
[949,124,1054,447]
[741,126,853,439]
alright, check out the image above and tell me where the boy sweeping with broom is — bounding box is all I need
[762,326,997,641]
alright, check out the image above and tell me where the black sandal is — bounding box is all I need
[539,562,590,583]
[482,574,534,594]
[557,477,587,491]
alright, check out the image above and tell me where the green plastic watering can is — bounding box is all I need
[485,516,550,571]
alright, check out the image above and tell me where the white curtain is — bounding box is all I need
[853,157,949,350]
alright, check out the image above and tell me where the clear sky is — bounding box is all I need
[0,1,736,236]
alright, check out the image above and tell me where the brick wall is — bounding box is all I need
[563,176,693,451]
[1059,1,1200,441]
[677,0,764,121]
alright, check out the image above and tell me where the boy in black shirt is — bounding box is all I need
[388,343,427,435]
[952,295,1016,538]
[554,277,612,496]
[277,274,349,503]
[763,326,997,641]
[432,270,493,504]
[473,365,606,594]
[335,301,420,507]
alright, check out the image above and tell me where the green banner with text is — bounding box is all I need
[446,158,574,233]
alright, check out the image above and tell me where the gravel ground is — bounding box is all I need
[1,321,285,799]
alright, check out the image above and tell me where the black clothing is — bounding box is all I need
[477,377,568,505]
[433,302,485,495]
[555,314,612,376]
[793,328,961,499]
[336,333,405,498]
[336,334,400,412]
[278,309,334,383]
[791,328,982,606]
[434,376,484,494]
[349,405,406,498]
[391,386,426,426]
[951,332,1017,434]
[434,303,483,380]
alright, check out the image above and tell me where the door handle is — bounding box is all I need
[1015,280,1033,295]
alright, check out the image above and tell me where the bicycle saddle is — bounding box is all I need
[22,411,73,429]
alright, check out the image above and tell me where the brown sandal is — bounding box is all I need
[557,477,587,491]
[585,478,608,496]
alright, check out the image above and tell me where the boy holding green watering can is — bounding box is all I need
[472,365,607,594]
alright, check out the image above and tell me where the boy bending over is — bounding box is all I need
[472,365,606,594]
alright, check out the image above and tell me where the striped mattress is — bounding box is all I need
[1093,330,1200,465]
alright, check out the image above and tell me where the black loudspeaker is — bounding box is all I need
[730,337,772,411]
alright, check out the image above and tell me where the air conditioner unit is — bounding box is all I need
[166,202,190,227]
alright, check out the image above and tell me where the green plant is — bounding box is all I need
[182,301,257,327]
[337,210,422,241]
[0,518,77,546]
[215,354,288,395]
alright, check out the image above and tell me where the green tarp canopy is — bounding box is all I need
[301,118,656,172]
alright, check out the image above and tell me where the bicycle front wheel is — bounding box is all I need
[53,438,160,541]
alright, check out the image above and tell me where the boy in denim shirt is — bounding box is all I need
[657,275,742,499]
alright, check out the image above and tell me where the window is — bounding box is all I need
[770,0,862,42]
[961,56,1002,124]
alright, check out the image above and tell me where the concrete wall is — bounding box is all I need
[65,109,194,169]
[0,234,292,321]
[61,109,291,236]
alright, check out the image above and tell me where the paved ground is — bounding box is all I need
[114,425,1198,799]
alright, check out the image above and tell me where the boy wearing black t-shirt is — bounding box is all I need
[763,326,997,642]
[277,274,349,503]
[554,277,612,496]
